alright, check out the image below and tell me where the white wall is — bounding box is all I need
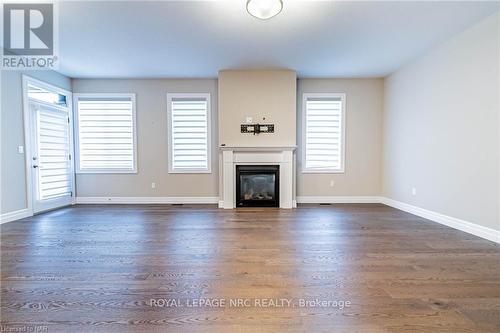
[72,79,219,198]
[1,70,71,214]
[218,70,297,147]
[383,12,499,231]
[297,78,384,197]
[72,77,383,200]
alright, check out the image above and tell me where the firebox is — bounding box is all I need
[236,165,279,207]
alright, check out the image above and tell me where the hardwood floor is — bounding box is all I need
[1,204,499,332]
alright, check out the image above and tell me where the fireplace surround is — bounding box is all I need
[219,146,296,209]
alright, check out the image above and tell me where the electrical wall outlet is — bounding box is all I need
[245,116,253,124]
[151,182,156,189]
[329,180,335,187]
[18,146,24,154]
[412,187,417,196]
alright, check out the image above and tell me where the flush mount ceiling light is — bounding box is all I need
[246,0,283,20]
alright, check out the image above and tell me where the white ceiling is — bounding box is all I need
[57,1,499,78]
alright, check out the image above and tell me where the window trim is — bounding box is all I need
[166,92,211,174]
[301,92,346,174]
[73,93,138,174]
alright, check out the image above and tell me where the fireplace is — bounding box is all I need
[220,147,294,209]
[236,165,279,207]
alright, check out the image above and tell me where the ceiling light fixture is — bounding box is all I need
[246,0,283,20]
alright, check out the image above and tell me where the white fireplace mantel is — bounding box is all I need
[220,146,296,209]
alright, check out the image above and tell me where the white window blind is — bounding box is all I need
[303,93,346,173]
[167,93,210,173]
[75,94,136,173]
[37,106,72,200]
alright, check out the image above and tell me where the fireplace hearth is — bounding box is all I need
[236,165,279,207]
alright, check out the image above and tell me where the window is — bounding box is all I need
[74,94,137,173]
[167,93,211,173]
[302,93,346,173]
[27,83,68,107]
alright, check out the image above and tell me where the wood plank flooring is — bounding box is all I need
[1,204,499,332]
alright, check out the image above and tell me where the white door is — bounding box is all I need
[29,101,74,213]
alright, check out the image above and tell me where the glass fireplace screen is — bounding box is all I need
[236,165,279,207]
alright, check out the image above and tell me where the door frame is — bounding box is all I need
[22,75,75,214]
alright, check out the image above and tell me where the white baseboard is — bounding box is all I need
[0,208,32,224]
[296,196,382,204]
[296,196,499,243]
[75,196,219,204]
[5,197,498,244]
[381,197,500,244]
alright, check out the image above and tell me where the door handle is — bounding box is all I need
[33,165,39,168]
